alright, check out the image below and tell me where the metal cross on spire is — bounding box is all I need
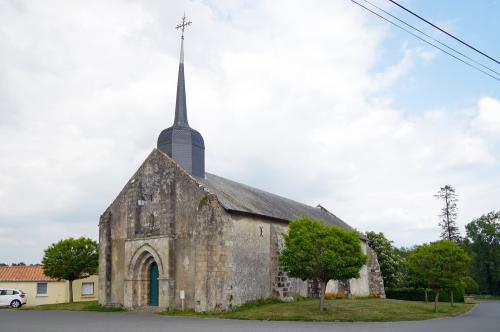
[176,14,192,40]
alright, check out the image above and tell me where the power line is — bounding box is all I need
[350,0,500,83]
[387,0,500,65]
[361,0,500,77]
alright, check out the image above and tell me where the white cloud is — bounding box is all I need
[473,97,500,137]
[0,0,498,263]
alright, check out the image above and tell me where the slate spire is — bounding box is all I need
[173,32,188,127]
[157,15,205,178]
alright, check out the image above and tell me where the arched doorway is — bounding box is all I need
[149,262,159,306]
[127,245,165,308]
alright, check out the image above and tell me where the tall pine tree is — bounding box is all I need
[434,185,461,242]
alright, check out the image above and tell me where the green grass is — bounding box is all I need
[23,301,126,312]
[160,298,474,322]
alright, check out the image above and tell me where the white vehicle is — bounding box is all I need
[0,289,27,308]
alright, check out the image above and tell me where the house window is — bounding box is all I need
[37,282,48,296]
[81,282,94,296]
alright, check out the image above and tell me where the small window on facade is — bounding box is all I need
[81,282,94,296]
[37,282,48,295]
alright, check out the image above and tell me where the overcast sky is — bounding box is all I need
[1,0,499,264]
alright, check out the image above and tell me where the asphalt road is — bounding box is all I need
[1,301,498,332]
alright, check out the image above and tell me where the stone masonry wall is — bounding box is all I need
[367,245,385,297]
[270,224,308,299]
[99,149,234,311]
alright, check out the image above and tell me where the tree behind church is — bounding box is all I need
[42,237,98,303]
[279,217,367,312]
[434,185,461,242]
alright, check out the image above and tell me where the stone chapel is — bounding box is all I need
[98,17,385,312]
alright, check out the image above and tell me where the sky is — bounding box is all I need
[0,0,499,264]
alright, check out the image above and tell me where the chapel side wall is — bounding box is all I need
[230,214,272,306]
[230,218,310,306]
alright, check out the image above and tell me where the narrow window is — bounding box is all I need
[148,214,155,228]
[37,282,48,295]
[81,282,94,296]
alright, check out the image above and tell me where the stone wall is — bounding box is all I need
[230,214,271,306]
[99,149,234,312]
[269,223,308,299]
[192,195,234,312]
[367,245,385,297]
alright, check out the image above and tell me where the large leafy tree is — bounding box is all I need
[279,217,367,311]
[464,211,500,295]
[434,185,461,242]
[366,231,404,288]
[42,237,98,303]
[406,240,470,312]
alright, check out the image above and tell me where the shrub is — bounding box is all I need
[385,288,464,303]
[335,291,345,299]
[324,292,334,300]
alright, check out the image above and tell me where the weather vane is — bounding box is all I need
[176,14,192,40]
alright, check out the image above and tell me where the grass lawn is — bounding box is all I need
[22,301,126,312]
[160,298,474,322]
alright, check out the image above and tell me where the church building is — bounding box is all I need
[98,16,384,312]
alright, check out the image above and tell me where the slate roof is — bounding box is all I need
[0,266,57,282]
[200,173,353,230]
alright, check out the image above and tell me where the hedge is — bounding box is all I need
[385,288,464,303]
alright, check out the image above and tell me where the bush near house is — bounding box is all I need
[386,288,464,302]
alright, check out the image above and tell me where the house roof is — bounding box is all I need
[200,173,353,230]
[0,266,57,282]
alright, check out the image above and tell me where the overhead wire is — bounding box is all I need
[349,0,500,83]
[361,0,500,77]
[387,0,500,65]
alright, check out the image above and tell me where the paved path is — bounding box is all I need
[1,301,498,332]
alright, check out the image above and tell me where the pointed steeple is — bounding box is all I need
[157,14,205,178]
[173,35,188,127]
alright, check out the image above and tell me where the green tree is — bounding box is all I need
[406,240,470,312]
[366,232,404,288]
[459,276,479,295]
[434,185,461,242]
[42,237,98,303]
[279,217,367,311]
[465,211,500,295]
[11,262,26,266]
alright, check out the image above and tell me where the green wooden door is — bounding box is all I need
[149,262,159,306]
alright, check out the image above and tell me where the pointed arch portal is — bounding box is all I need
[128,245,165,308]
